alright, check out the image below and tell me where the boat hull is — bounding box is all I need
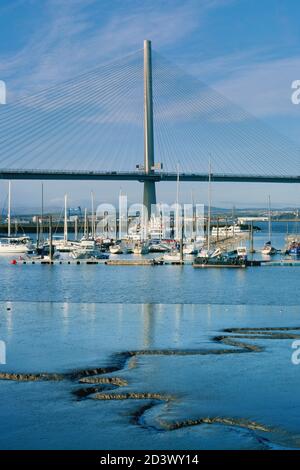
[193,256,246,268]
[0,246,34,254]
[193,263,246,268]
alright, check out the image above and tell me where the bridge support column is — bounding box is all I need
[143,39,156,218]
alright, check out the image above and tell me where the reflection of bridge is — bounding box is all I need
[0,39,300,214]
[1,169,299,184]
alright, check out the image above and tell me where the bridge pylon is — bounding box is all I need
[142,39,157,218]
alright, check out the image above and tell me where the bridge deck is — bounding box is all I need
[0,169,299,184]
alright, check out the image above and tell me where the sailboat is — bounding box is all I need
[261,196,276,256]
[194,160,246,268]
[0,181,34,254]
[163,165,183,263]
[51,194,79,253]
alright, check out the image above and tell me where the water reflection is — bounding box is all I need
[142,303,155,349]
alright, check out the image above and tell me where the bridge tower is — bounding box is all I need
[143,39,156,218]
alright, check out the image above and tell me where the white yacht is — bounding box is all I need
[51,236,79,253]
[211,224,249,237]
[0,182,35,254]
[51,194,80,252]
[261,241,276,256]
[0,237,35,254]
[71,239,108,260]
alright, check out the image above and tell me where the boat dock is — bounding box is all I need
[6,257,300,267]
[10,258,163,266]
[105,259,162,266]
[13,259,107,265]
[262,259,300,267]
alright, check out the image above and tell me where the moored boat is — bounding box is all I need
[149,240,170,253]
[286,241,300,257]
[0,236,35,254]
[261,241,276,256]
[71,239,109,260]
[109,243,127,254]
[163,250,182,264]
[183,242,198,255]
[193,251,246,268]
[237,246,248,260]
[133,242,149,255]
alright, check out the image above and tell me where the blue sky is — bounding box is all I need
[0,0,300,210]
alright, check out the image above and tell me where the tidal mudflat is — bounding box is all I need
[0,302,299,449]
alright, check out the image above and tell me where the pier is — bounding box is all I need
[5,257,300,267]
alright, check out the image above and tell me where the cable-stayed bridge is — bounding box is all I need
[0,40,299,213]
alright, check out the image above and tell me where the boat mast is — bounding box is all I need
[207,159,212,252]
[7,181,11,237]
[191,189,195,239]
[40,182,44,243]
[91,191,95,239]
[64,194,68,244]
[176,163,180,241]
[49,215,53,262]
[36,215,39,249]
[268,195,272,242]
[84,208,88,238]
[74,216,78,241]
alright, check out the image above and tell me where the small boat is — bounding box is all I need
[109,243,127,254]
[33,252,60,261]
[71,239,109,260]
[183,242,198,255]
[286,241,300,257]
[261,197,276,256]
[52,194,81,252]
[0,236,35,254]
[149,240,170,253]
[0,182,35,254]
[133,242,149,255]
[193,251,247,268]
[261,241,276,256]
[71,249,108,260]
[163,251,182,264]
[101,238,112,246]
[237,246,247,260]
[24,243,60,261]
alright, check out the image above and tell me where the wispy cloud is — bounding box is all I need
[0,0,234,99]
[212,55,300,118]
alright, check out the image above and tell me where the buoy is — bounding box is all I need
[10,259,17,265]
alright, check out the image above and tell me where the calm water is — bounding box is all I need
[0,225,300,449]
